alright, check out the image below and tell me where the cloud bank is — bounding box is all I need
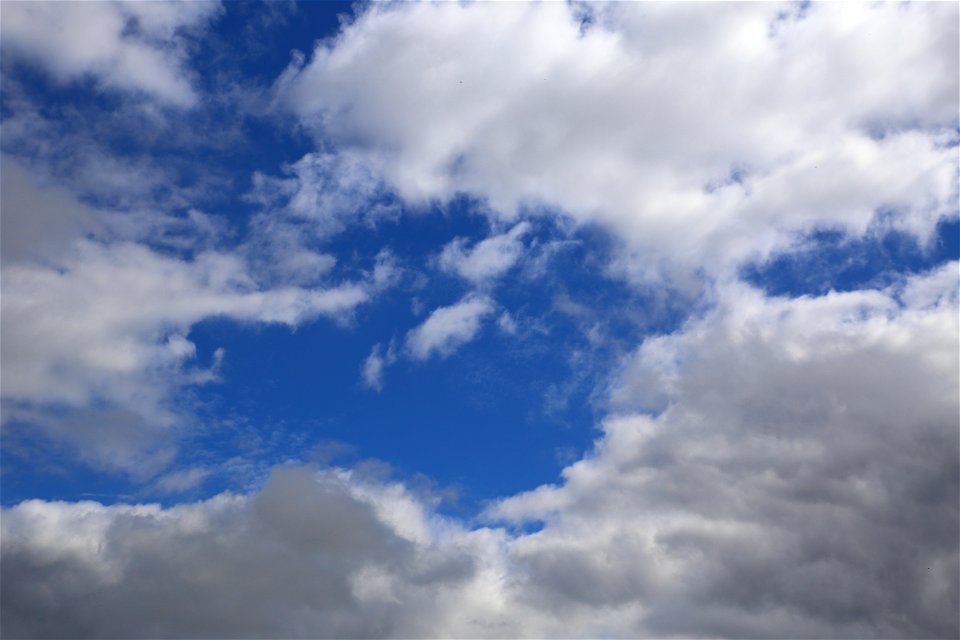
[4,265,956,638]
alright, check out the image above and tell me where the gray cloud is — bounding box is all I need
[492,265,960,638]
[4,266,957,638]
[1,466,495,639]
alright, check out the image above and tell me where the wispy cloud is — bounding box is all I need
[406,294,494,360]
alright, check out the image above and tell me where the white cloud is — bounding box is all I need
[2,4,958,637]
[405,295,494,360]
[152,466,210,495]
[496,312,518,336]
[438,222,530,284]
[2,239,368,409]
[0,165,382,474]
[246,152,396,238]
[281,1,958,282]
[0,1,220,107]
[362,341,397,392]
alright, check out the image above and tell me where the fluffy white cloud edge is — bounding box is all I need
[282,1,958,283]
[0,0,221,107]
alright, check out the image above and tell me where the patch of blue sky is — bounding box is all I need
[183,211,690,513]
[741,217,959,298]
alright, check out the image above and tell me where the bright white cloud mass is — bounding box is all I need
[1,2,957,639]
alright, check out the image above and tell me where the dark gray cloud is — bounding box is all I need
[1,466,485,638]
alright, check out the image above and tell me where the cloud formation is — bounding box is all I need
[438,222,530,284]
[491,263,960,638]
[0,1,220,106]
[362,341,397,392]
[2,2,957,637]
[406,295,495,360]
[0,466,505,638]
[4,265,956,638]
[0,161,380,474]
[282,2,958,281]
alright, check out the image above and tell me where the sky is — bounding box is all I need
[0,1,957,638]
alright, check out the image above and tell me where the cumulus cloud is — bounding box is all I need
[3,3,958,638]
[406,295,494,360]
[490,263,960,638]
[3,266,956,638]
[438,222,530,284]
[0,466,508,639]
[281,1,958,281]
[6,266,954,637]
[0,1,220,107]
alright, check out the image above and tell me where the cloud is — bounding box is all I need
[0,165,381,474]
[7,259,959,640]
[405,295,494,360]
[246,152,397,240]
[0,1,220,107]
[3,266,957,637]
[152,466,211,495]
[281,1,958,282]
[362,341,397,392]
[2,4,958,637]
[0,157,100,266]
[438,222,530,284]
[496,312,518,336]
[0,465,506,639]
[243,153,402,288]
[489,263,960,638]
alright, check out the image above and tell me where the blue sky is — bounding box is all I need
[1,2,958,638]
